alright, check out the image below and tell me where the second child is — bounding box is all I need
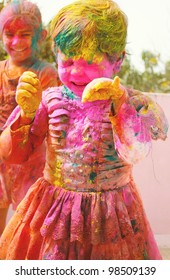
[0,0,59,235]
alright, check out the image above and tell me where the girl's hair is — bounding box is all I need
[0,0,42,35]
[50,0,128,61]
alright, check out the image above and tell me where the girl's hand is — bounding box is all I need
[16,71,42,120]
[82,76,127,103]
[82,76,128,114]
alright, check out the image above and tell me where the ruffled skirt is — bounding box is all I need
[0,177,162,260]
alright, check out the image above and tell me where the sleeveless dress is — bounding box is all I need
[0,85,168,259]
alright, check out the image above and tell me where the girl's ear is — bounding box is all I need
[120,51,126,62]
[113,51,125,74]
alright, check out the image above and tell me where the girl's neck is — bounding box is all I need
[8,56,37,68]
[5,57,38,79]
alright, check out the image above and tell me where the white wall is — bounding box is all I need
[133,93,170,239]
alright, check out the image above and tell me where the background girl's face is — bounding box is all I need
[57,51,117,96]
[2,17,39,64]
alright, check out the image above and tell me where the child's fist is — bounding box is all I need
[16,71,42,119]
[82,76,126,103]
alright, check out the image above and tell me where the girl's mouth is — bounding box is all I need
[71,81,88,87]
[11,48,27,52]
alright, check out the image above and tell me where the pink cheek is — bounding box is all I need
[86,68,102,79]
[59,67,71,77]
[59,69,70,82]
[11,38,21,46]
[4,39,11,45]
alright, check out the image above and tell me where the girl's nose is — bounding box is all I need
[11,36,20,45]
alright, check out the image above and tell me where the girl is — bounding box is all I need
[0,0,168,259]
[0,0,59,235]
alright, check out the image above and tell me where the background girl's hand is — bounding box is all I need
[16,71,42,119]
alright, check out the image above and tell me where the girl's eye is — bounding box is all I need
[62,59,74,67]
[5,33,13,37]
[21,33,31,37]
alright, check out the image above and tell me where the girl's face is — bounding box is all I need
[57,51,119,96]
[2,17,39,64]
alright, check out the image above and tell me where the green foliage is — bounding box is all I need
[119,50,170,93]
[0,41,8,60]
[37,35,56,64]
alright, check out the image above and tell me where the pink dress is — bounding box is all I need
[0,85,168,259]
[0,59,59,209]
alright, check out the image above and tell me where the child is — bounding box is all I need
[0,0,168,259]
[0,0,59,235]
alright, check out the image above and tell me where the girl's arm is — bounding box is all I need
[109,89,168,164]
[82,77,168,164]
